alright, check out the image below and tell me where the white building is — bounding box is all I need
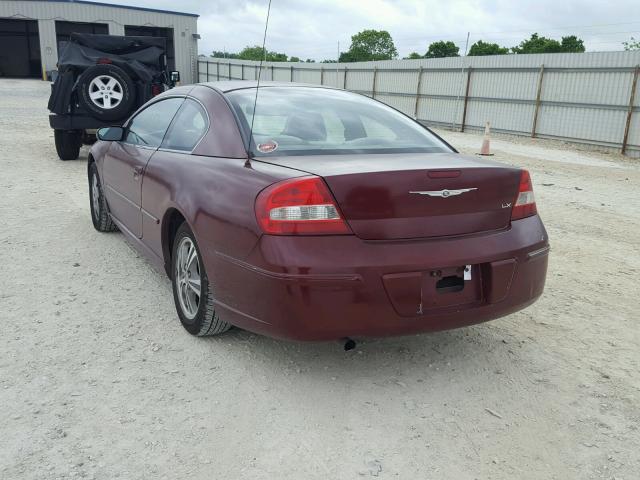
[0,0,199,83]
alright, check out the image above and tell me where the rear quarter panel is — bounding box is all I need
[141,153,305,264]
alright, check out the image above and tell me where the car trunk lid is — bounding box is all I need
[255,153,522,240]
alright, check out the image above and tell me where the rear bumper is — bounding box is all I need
[49,113,116,131]
[206,215,549,341]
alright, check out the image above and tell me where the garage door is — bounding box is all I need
[55,21,108,57]
[124,25,175,71]
[0,18,41,78]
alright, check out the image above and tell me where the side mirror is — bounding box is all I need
[170,71,180,84]
[96,127,124,142]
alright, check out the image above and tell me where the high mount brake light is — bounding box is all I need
[511,170,537,221]
[255,176,351,235]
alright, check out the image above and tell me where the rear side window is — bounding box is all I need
[161,99,209,152]
[125,97,183,147]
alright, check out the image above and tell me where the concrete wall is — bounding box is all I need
[0,0,198,83]
[198,52,640,157]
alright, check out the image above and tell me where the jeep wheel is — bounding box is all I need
[54,129,82,160]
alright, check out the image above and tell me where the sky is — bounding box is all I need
[102,0,640,60]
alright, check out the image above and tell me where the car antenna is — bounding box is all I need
[246,0,273,168]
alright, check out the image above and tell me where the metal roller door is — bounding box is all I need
[0,18,41,78]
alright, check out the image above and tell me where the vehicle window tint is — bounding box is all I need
[251,114,287,138]
[161,99,209,151]
[125,97,183,147]
[361,115,397,141]
[323,110,347,144]
[226,87,453,157]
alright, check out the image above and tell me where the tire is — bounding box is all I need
[171,223,232,337]
[88,162,117,232]
[54,129,81,160]
[77,64,136,121]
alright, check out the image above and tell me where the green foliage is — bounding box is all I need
[211,46,289,62]
[623,37,640,51]
[305,59,316,63]
[512,33,561,53]
[512,33,585,54]
[338,51,356,62]
[321,59,338,63]
[560,35,585,52]
[339,29,398,62]
[468,40,509,56]
[405,52,424,59]
[237,45,288,62]
[425,41,460,58]
[211,50,239,59]
[289,56,301,62]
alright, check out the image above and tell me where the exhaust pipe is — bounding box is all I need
[343,338,357,351]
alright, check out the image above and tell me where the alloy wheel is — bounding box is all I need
[88,75,124,110]
[175,237,202,320]
[91,173,101,220]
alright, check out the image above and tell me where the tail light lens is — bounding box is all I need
[511,170,537,220]
[96,58,112,64]
[255,176,351,235]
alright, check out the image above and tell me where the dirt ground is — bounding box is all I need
[1,78,639,480]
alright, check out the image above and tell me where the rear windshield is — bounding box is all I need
[226,87,453,156]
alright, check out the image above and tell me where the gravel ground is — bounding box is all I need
[1,78,639,480]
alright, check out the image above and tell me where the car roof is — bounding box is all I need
[200,80,340,94]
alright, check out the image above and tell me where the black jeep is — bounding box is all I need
[48,33,179,160]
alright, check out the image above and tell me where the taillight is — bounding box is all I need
[97,58,112,64]
[255,176,351,235]
[511,170,537,220]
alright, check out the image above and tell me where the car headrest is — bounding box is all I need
[282,112,327,141]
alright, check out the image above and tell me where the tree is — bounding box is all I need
[512,33,561,53]
[289,56,301,62]
[339,29,398,62]
[405,52,424,59]
[468,40,509,56]
[236,45,288,62]
[305,59,316,63]
[560,35,585,53]
[511,33,586,54]
[623,37,640,51]
[237,46,265,60]
[425,41,459,58]
[211,50,239,59]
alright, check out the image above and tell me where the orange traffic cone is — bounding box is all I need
[479,121,493,156]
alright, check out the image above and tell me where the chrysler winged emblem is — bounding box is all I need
[409,187,478,198]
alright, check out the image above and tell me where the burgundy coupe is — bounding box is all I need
[88,81,549,341]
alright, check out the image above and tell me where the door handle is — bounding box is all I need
[133,166,144,177]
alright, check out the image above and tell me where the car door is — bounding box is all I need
[102,97,184,237]
[140,98,210,257]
